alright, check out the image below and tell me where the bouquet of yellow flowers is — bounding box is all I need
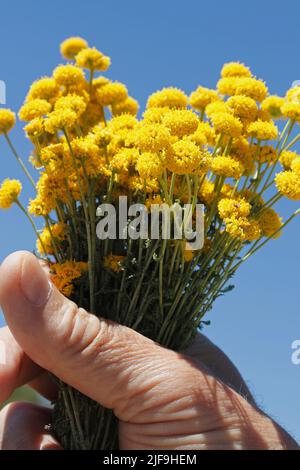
[0,36,300,449]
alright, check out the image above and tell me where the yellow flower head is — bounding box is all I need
[128,175,159,193]
[281,102,300,122]
[147,87,188,109]
[110,147,139,172]
[211,155,244,179]
[210,112,242,137]
[225,216,261,241]
[227,95,258,121]
[217,77,242,96]
[92,76,110,89]
[275,171,300,200]
[286,86,300,104]
[189,86,220,111]
[0,179,22,209]
[258,208,282,239]
[261,96,284,119]
[75,47,111,71]
[218,196,251,219]
[0,109,16,134]
[167,139,199,174]
[198,179,215,206]
[279,150,299,170]
[54,94,87,118]
[183,247,195,262]
[291,158,300,177]
[37,222,66,255]
[234,77,268,102]
[111,97,139,116]
[24,117,45,139]
[162,109,198,137]
[103,254,125,273]
[95,81,128,106]
[28,196,52,217]
[188,127,208,147]
[45,109,77,133]
[26,77,61,103]
[35,172,68,208]
[133,123,171,153]
[143,107,170,123]
[60,37,88,59]
[51,260,88,297]
[193,121,216,146]
[19,99,51,122]
[247,120,278,140]
[136,152,165,179]
[221,62,251,78]
[205,101,232,118]
[145,194,163,210]
[197,150,213,175]
[53,64,85,87]
[67,135,99,161]
[256,145,277,164]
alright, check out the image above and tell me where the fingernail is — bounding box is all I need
[20,254,52,307]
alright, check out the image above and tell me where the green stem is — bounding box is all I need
[4,133,36,189]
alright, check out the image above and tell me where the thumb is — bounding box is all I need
[0,251,166,416]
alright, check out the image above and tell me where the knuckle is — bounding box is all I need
[52,299,119,368]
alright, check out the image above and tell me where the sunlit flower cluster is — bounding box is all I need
[2,40,300,450]
[1,39,299,334]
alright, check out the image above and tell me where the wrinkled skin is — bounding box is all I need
[0,251,298,450]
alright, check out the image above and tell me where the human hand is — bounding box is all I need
[0,251,298,450]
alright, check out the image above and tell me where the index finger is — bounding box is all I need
[0,326,43,403]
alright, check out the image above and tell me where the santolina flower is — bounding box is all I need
[211,155,244,179]
[221,62,251,78]
[275,171,300,200]
[103,254,125,273]
[60,37,88,59]
[147,87,188,109]
[51,260,88,297]
[0,109,16,134]
[224,216,261,241]
[281,102,300,122]
[247,120,278,140]
[261,96,284,119]
[167,139,200,174]
[0,179,22,209]
[280,150,299,169]
[37,222,66,255]
[45,109,77,133]
[95,81,128,106]
[136,152,164,179]
[26,77,60,103]
[111,97,139,116]
[210,112,243,137]
[162,109,199,137]
[19,99,51,122]
[1,37,299,451]
[227,95,258,121]
[75,47,111,71]
[218,196,251,219]
[133,123,171,153]
[53,64,85,87]
[258,208,282,239]
[189,86,220,111]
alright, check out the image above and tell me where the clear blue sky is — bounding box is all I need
[0,0,299,442]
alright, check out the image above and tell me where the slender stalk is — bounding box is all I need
[63,128,95,313]
[4,133,36,189]
[15,199,50,261]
